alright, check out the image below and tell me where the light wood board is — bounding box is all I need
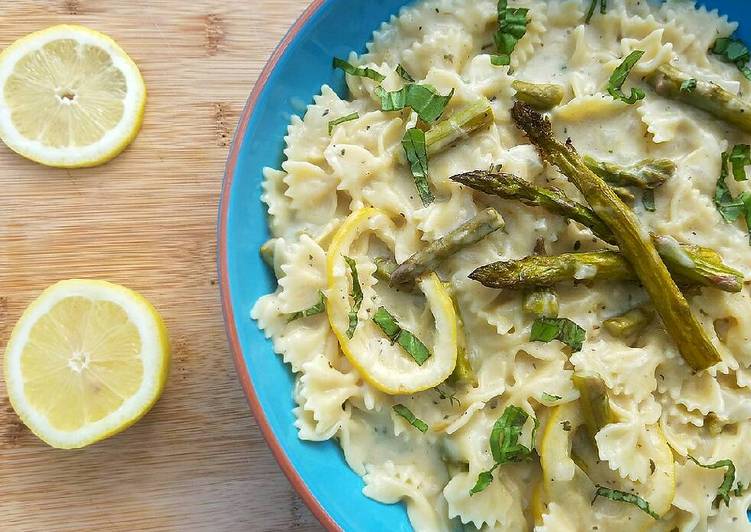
[0,1,324,530]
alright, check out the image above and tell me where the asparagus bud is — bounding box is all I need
[583,156,675,189]
[647,64,751,134]
[511,101,721,371]
[512,80,565,110]
[603,307,655,338]
[390,208,505,286]
[425,100,494,155]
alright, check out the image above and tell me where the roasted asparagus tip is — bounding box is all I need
[583,156,676,190]
[647,64,751,134]
[572,372,617,443]
[603,307,655,338]
[426,100,494,155]
[390,207,505,286]
[512,80,565,111]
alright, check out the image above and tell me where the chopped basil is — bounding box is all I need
[343,256,364,338]
[711,37,751,81]
[680,78,697,93]
[541,392,562,403]
[642,189,656,212]
[375,84,454,123]
[584,0,607,24]
[328,112,359,135]
[715,152,745,222]
[402,128,435,205]
[332,57,385,82]
[396,64,415,82]
[393,404,428,433]
[372,306,432,365]
[492,0,530,66]
[469,470,495,495]
[607,50,646,104]
[688,456,736,507]
[730,144,750,181]
[592,486,659,519]
[470,406,537,495]
[530,317,586,352]
[287,290,327,322]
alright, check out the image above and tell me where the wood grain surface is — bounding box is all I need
[0,1,324,530]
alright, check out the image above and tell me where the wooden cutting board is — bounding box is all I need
[0,1,324,530]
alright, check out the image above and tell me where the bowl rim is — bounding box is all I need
[217,0,341,530]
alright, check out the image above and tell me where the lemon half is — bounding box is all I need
[326,208,458,395]
[0,25,146,167]
[3,280,169,449]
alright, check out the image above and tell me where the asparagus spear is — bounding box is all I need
[425,100,494,155]
[572,373,617,442]
[470,246,743,293]
[511,101,721,371]
[451,170,615,244]
[647,64,751,134]
[583,156,675,189]
[390,208,505,286]
[453,169,742,291]
[523,289,560,317]
[603,307,655,338]
[512,80,564,110]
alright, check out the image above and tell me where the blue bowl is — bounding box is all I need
[218,1,751,529]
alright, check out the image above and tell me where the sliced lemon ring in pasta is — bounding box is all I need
[326,207,458,395]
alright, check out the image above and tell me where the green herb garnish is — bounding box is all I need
[642,189,656,212]
[711,37,751,81]
[607,50,646,104]
[541,392,562,403]
[730,144,750,181]
[402,127,435,205]
[470,406,537,495]
[688,456,736,507]
[715,152,745,222]
[491,0,530,66]
[328,112,359,135]
[375,84,454,123]
[344,256,364,338]
[592,486,659,519]
[396,64,415,82]
[372,306,431,365]
[393,404,429,433]
[333,57,385,82]
[584,0,606,24]
[287,290,327,322]
[680,78,697,93]
[530,317,586,352]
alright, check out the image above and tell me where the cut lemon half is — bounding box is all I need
[3,280,170,449]
[326,208,458,395]
[0,25,146,167]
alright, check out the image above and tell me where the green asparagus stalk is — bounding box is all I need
[374,256,397,283]
[647,64,751,134]
[425,100,494,155]
[512,80,564,110]
[511,101,721,371]
[390,208,505,286]
[572,372,617,442]
[451,170,615,244]
[523,288,560,317]
[603,307,655,338]
[583,156,675,189]
[470,246,743,293]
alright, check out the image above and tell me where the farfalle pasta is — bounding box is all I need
[252,0,751,529]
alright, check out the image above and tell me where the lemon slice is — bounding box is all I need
[3,280,170,449]
[0,25,146,167]
[326,208,458,395]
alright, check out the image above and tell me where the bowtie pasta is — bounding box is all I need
[252,0,751,529]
